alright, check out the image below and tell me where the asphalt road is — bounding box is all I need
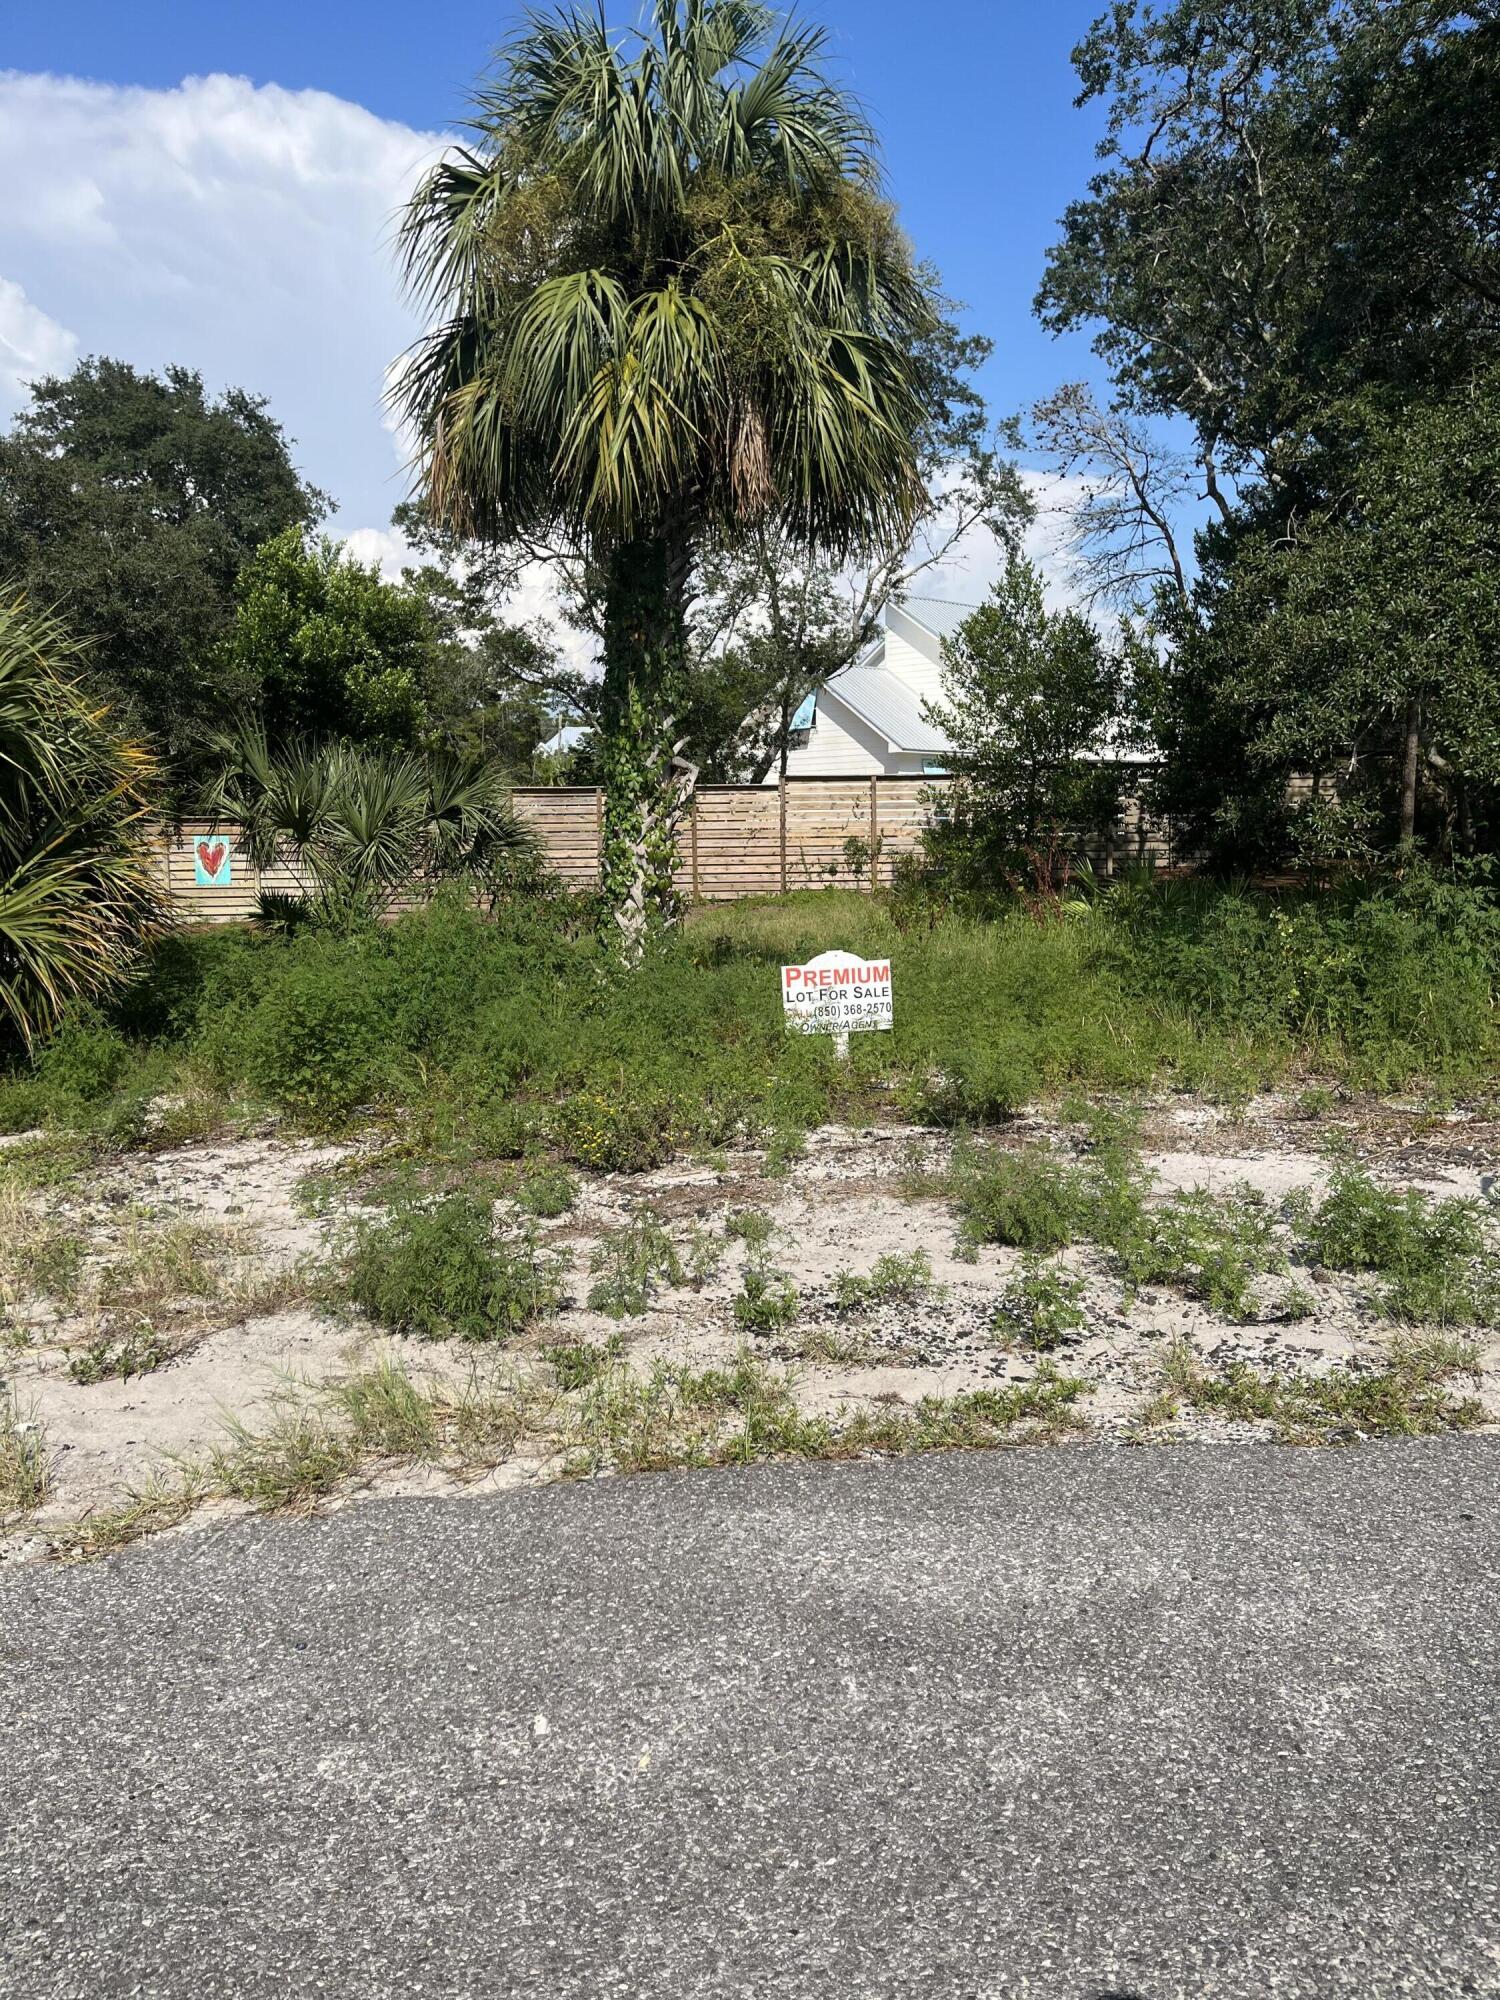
[3,1441,1499,2000]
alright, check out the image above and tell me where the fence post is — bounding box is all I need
[593,787,603,885]
[778,775,788,894]
[868,776,879,891]
[690,792,700,902]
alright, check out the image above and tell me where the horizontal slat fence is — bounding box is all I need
[161,773,1187,923]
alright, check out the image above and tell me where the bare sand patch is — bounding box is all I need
[3,1102,1497,1563]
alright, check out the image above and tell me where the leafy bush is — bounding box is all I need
[514,1165,578,1218]
[1300,1166,1499,1325]
[555,1087,679,1173]
[344,1188,563,1341]
[35,1015,132,1103]
[950,1143,1094,1255]
[242,957,386,1125]
[993,1257,1088,1349]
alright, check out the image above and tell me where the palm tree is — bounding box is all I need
[206,731,535,927]
[0,594,165,1049]
[395,0,938,955]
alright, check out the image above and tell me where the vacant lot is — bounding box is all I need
[2,879,1497,1561]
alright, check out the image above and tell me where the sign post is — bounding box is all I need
[780,949,893,1060]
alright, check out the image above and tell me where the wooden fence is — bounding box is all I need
[158,774,1185,923]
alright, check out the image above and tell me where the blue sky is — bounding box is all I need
[0,0,1115,608]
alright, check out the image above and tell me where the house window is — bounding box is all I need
[922,759,948,777]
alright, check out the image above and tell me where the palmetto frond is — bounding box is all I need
[0,594,166,1049]
[394,0,933,559]
[207,733,535,922]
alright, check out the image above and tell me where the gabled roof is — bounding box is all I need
[824,661,949,754]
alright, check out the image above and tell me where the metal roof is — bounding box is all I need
[890,596,982,642]
[824,661,950,754]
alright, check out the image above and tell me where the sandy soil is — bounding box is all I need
[3,1091,1498,1561]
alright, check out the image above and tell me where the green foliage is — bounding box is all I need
[928,555,1135,878]
[993,1257,1088,1351]
[1163,1336,1484,1441]
[0,1389,49,1515]
[587,1213,685,1318]
[831,1248,934,1312]
[0,358,325,791]
[344,1186,563,1342]
[67,1327,172,1385]
[241,956,386,1126]
[220,526,430,746]
[544,1335,624,1391]
[513,1165,578,1218]
[0,596,167,1051]
[396,1,950,943]
[1301,1166,1500,1327]
[733,1211,799,1332]
[555,1088,680,1174]
[1112,1186,1286,1321]
[1041,0,1500,861]
[35,1015,132,1104]
[206,734,533,928]
[949,1143,1093,1256]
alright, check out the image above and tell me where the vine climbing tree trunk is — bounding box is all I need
[599,528,697,962]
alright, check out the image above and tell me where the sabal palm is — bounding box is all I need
[395,0,937,947]
[0,595,165,1048]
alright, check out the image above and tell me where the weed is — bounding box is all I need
[795,1323,879,1366]
[344,1187,564,1341]
[1301,1165,1500,1325]
[67,1326,172,1385]
[544,1334,625,1390]
[1112,1185,1286,1320]
[587,1212,684,1317]
[555,1089,678,1173]
[0,1389,49,1515]
[993,1256,1088,1350]
[328,1360,442,1458]
[49,1475,201,1561]
[1159,1333,1483,1441]
[681,1223,724,1289]
[762,1128,807,1179]
[949,1142,1092,1256]
[1297,1086,1338,1119]
[733,1267,800,1332]
[831,1249,935,1312]
[1277,1284,1319,1321]
[725,1208,774,1250]
[514,1165,578,1219]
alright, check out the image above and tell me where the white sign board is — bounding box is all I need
[781,950,893,1054]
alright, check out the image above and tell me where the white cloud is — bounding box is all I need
[0,277,77,401]
[0,70,442,531]
[902,467,1096,618]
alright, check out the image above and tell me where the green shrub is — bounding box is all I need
[243,958,386,1124]
[733,1267,799,1332]
[554,1086,679,1173]
[344,1189,563,1341]
[35,1015,131,1103]
[950,1143,1093,1255]
[1301,1166,1499,1325]
[993,1257,1088,1349]
[1112,1186,1286,1320]
[514,1165,578,1218]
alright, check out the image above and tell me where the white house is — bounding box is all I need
[760,595,975,783]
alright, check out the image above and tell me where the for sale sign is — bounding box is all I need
[781,949,893,1047]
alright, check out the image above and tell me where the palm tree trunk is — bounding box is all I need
[599,529,693,961]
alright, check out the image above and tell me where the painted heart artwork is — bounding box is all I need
[193,836,233,888]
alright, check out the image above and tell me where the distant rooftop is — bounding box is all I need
[890,596,982,642]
